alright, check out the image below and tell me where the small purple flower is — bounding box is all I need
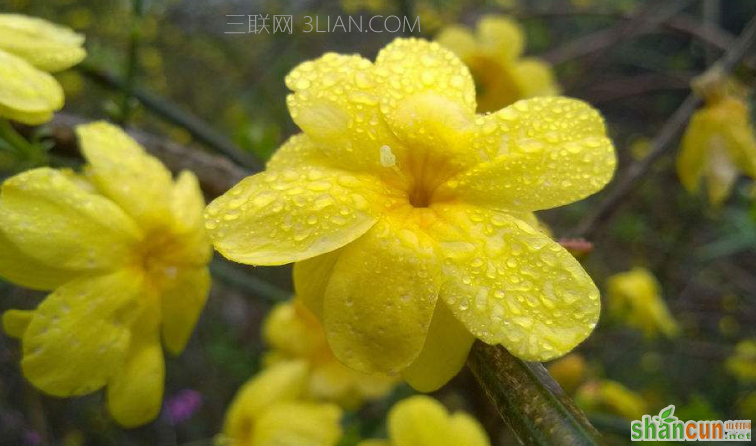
[164,389,203,425]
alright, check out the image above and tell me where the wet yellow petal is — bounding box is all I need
[0,49,62,124]
[160,266,210,355]
[107,303,164,428]
[323,218,442,374]
[434,204,600,361]
[436,97,616,212]
[2,309,33,338]
[476,15,524,61]
[0,168,142,274]
[205,151,391,266]
[21,270,147,396]
[286,55,404,176]
[0,14,86,72]
[77,121,174,230]
[375,38,476,118]
[293,249,342,319]
[0,227,78,290]
[375,39,476,164]
[402,301,474,392]
[223,360,309,440]
[251,402,343,446]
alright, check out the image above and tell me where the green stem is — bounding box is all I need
[467,341,603,446]
[119,0,145,125]
[0,119,46,166]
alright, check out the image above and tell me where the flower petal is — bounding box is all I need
[223,360,309,439]
[107,303,164,428]
[0,227,78,290]
[293,249,342,319]
[77,121,174,230]
[434,204,600,361]
[475,15,524,61]
[402,301,475,392]
[160,266,210,355]
[374,39,477,168]
[388,396,455,446]
[286,55,404,177]
[375,38,476,119]
[0,168,142,273]
[513,58,560,97]
[251,402,343,446]
[323,218,442,374]
[2,309,33,338]
[0,49,62,124]
[436,26,478,60]
[0,14,85,72]
[21,270,147,396]
[205,160,391,266]
[448,413,490,446]
[169,170,211,266]
[436,97,616,212]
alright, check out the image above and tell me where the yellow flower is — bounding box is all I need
[547,353,587,394]
[576,380,647,420]
[606,267,680,339]
[0,122,211,427]
[436,15,559,113]
[357,395,490,446]
[205,38,616,391]
[677,95,756,206]
[222,361,343,446]
[726,339,756,383]
[0,14,86,124]
[264,299,398,409]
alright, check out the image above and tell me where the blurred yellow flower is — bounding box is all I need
[0,14,86,124]
[263,299,398,409]
[205,38,615,390]
[436,15,559,113]
[606,267,680,339]
[576,380,648,420]
[677,95,756,206]
[357,395,490,446]
[726,339,756,383]
[222,361,343,446]
[547,353,587,394]
[0,122,211,427]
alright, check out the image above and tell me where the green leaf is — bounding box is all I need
[664,417,674,423]
[660,406,674,419]
[467,341,602,446]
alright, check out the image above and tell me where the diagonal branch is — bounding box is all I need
[574,14,756,239]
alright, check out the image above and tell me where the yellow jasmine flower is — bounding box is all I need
[264,299,398,409]
[205,38,616,391]
[725,339,756,383]
[0,14,86,124]
[677,94,756,206]
[547,353,587,394]
[576,380,647,420]
[606,267,680,339]
[436,15,559,113]
[222,361,343,446]
[357,395,490,446]
[0,121,211,427]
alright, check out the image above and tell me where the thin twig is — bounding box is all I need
[78,63,263,170]
[574,14,756,239]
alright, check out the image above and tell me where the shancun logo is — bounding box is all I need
[631,405,751,441]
